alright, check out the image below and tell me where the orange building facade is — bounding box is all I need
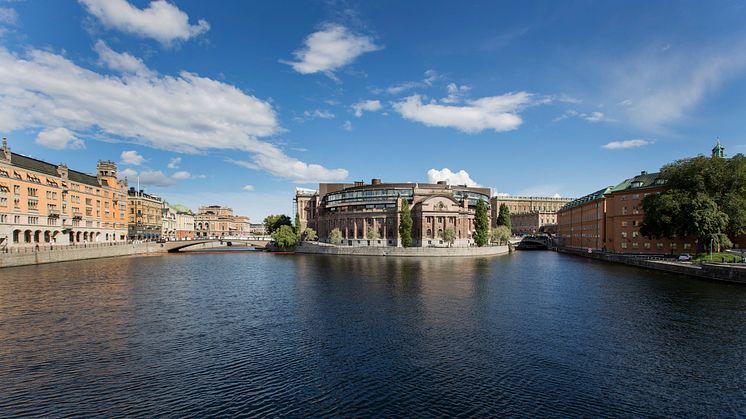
[0,138,129,249]
[558,172,697,254]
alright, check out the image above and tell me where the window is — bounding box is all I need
[656,243,663,249]
[683,243,691,250]
[632,242,639,248]
[621,242,627,249]
[28,216,38,225]
[644,243,651,249]
[621,232,627,238]
[621,221,628,227]
[632,231,639,238]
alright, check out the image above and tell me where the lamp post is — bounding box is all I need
[710,237,714,262]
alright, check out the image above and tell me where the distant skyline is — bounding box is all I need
[1,0,745,220]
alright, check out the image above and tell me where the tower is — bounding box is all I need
[96,160,118,187]
[1,137,10,163]
[712,138,725,158]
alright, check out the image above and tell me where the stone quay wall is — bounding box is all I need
[557,247,746,284]
[296,242,510,258]
[1,242,165,268]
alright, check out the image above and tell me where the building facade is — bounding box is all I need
[175,211,195,240]
[557,173,697,254]
[1,138,128,249]
[194,206,250,238]
[298,179,492,247]
[127,188,163,240]
[161,205,177,241]
[491,195,572,235]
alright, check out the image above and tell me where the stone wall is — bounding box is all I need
[296,242,509,258]
[557,247,746,284]
[0,242,164,268]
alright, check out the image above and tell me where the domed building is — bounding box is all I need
[296,179,491,247]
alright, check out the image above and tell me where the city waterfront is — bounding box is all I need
[1,251,745,416]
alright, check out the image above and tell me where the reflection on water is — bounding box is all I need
[1,251,745,416]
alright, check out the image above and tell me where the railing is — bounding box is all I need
[1,240,141,254]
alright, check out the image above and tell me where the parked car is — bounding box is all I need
[678,253,692,261]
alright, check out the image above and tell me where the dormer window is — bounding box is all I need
[630,181,643,188]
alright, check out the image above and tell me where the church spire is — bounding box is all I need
[712,138,725,158]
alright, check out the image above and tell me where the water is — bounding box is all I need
[1,251,745,417]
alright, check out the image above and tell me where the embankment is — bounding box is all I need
[296,242,509,257]
[556,247,746,284]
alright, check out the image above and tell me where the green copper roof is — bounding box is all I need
[560,186,612,211]
[609,172,665,192]
[170,203,191,214]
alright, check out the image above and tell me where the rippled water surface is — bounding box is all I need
[1,251,746,417]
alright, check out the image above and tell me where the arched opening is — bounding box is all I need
[13,229,21,243]
[34,230,41,243]
[427,228,432,238]
[95,232,101,242]
[69,231,75,243]
[105,233,109,241]
[24,230,32,243]
[83,232,89,241]
[44,230,51,243]
[76,232,82,242]
[52,231,59,243]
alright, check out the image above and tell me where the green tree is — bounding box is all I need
[302,228,317,241]
[496,203,511,231]
[491,225,511,245]
[399,199,413,247]
[442,227,456,247]
[366,226,381,240]
[473,199,489,247]
[640,153,746,251]
[294,212,301,236]
[264,214,292,235]
[329,228,343,245]
[271,225,298,250]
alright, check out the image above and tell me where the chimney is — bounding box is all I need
[371,178,381,185]
[641,171,647,175]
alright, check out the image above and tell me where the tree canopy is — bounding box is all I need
[329,228,343,245]
[473,199,489,247]
[399,199,413,247]
[264,214,292,234]
[496,203,511,231]
[271,225,298,250]
[442,227,456,247]
[491,225,511,244]
[640,153,746,250]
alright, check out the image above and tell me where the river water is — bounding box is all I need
[1,251,745,417]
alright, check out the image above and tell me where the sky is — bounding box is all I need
[1,0,746,221]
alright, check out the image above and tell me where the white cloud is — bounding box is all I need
[242,185,255,192]
[373,70,444,95]
[0,7,18,25]
[441,83,471,104]
[427,168,480,187]
[553,109,610,123]
[351,99,382,117]
[93,40,152,76]
[35,127,85,150]
[0,47,345,183]
[228,156,347,184]
[394,92,534,133]
[584,111,607,123]
[120,150,144,165]
[341,120,353,131]
[294,109,335,122]
[171,170,191,180]
[602,139,651,150]
[138,169,175,187]
[284,24,381,76]
[118,167,138,179]
[79,0,209,45]
[167,157,181,169]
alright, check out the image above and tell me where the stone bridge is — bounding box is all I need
[161,238,271,252]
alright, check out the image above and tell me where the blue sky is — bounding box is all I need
[1,0,745,220]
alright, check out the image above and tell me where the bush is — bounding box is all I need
[271,225,298,250]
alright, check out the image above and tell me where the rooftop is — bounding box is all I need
[560,187,612,211]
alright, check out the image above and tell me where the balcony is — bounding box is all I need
[48,210,60,218]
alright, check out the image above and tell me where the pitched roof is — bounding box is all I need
[560,187,612,211]
[609,171,665,192]
[11,152,100,187]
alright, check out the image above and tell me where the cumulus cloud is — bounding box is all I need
[93,40,152,76]
[427,168,481,187]
[284,24,381,77]
[228,156,347,184]
[171,170,191,180]
[441,83,471,104]
[121,150,144,165]
[35,127,85,150]
[602,139,651,150]
[0,47,346,183]
[242,185,255,192]
[394,92,534,133]
[138,169,175,187]
[351,99,382,117]
[341,120,353,131]
[79,0,209,45]
[167,157,181,169]
[118,167,138,179]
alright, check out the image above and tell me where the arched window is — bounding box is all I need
[34,230,41,243]
[25,230,32,243]
[426,228,432,238]
[44,231,51,243]
[13,230,21,243]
